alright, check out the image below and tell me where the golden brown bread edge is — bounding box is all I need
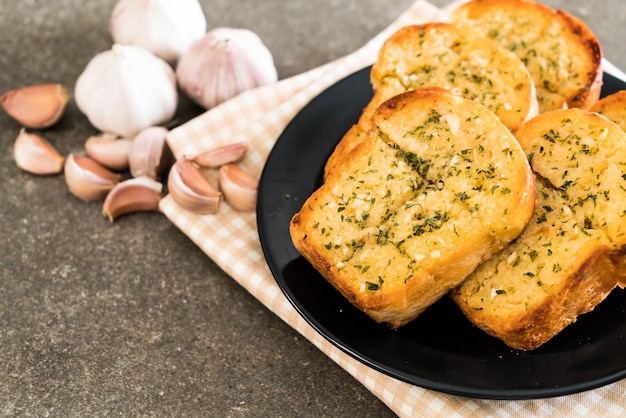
[591,90,626,132]
[291,87,535,328]
[449,0,603,112]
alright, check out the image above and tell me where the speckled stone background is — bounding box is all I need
[1,1,625,416]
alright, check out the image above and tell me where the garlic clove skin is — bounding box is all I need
[128,126,171,179]
[13,128,65,175]
[167,158,221,214]
[64,153,121,201]
[74,44,178,137]
[191,142,249,168]
[110,0,206,64]
[218,163,258,212]
[176,27,278,109]
[1,83,69,128]
[84,133,133,171]
[102,176,163,221]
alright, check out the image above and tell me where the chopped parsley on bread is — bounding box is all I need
[449,0,603,112]
[451,109,626,350]
[324,22,538,179]
[290,0,623,348]
[290,88,535,328]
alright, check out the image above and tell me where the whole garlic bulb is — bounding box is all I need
[176,27,278,109]
[75,44,178,137]
[110,0,207,63]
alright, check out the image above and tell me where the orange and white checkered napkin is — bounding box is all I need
[159,1,626,416]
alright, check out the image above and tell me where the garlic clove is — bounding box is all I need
[128,126,171,179]
[192,142,249,168]
[110,0,207,64]
[167,158,221,214]
[218,163,258,212]
[84,133,133,171]
[1,83,69,129]
[64,153,121,201]
[74,44,178,137]
[102,176,163,221]
[13,128,65,175]
[176,27,278,109]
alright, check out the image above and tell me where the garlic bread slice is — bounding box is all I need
[452,108,626,350]
[292,87,534,328]
[450,0,603,112]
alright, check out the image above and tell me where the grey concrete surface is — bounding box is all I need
[1,1,625,416]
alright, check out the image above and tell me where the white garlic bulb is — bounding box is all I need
[75,44,178,137]
[110,0,207,63]
[176,27,278,109]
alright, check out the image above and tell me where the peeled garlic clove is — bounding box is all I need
[192,142,249,168]
[85,133,132,171]
[218,164,258,212]
[102,176,163,221]
[74,44,178,137]
[176,27,278,109]
[167,158,221,213]
[13,128,65,175]
[64,154,121,201]
[129,126,171,179]
[1,83,69,129]
[110,0,206,64]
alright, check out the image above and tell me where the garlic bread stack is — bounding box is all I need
[324,22,538,178]
[450,0,603,112]
[290,0,624,349]
[451,109,626,350]
[291,88,535,328]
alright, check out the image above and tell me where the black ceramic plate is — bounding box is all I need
[257,67,626,400]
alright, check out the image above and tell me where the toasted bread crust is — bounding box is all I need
[450,0,603,112]
[591,90,626,132]
[451,108,626,350]
[324,22,537,179]
[291,87,534,328]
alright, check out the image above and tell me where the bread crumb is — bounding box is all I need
[444,114,460,135]
[507,251,518,265]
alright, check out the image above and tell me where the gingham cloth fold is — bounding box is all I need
[159,1,626,416]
